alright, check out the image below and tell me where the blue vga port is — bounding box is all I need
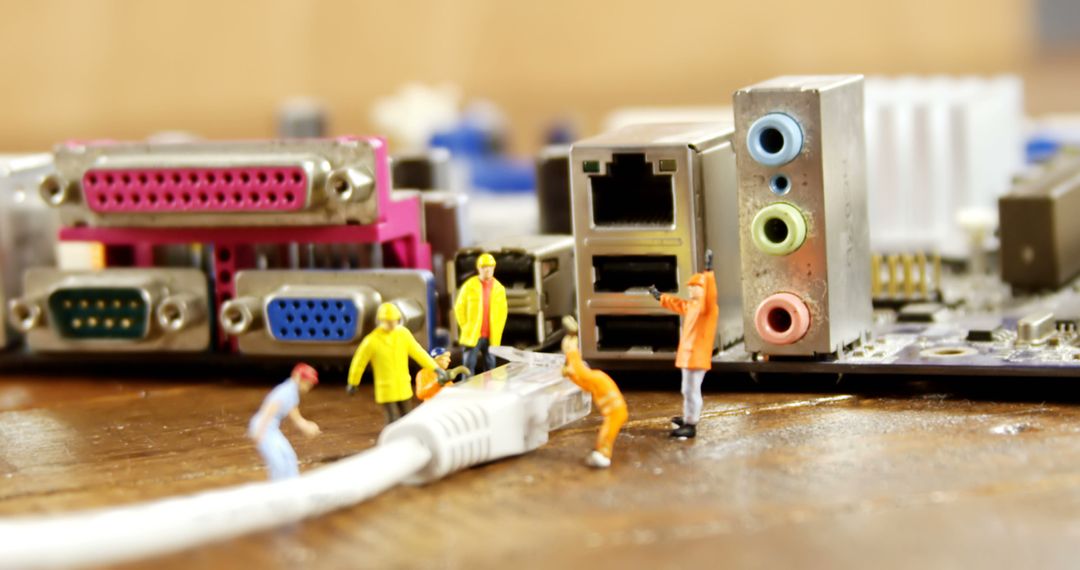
[220,270,435,357]
[266,296,360,342]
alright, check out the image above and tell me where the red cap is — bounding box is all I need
[292,363,319,384]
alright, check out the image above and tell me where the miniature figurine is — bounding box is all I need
[248,362,321,480]
[649,249,718,439]
[454,252,508,375]
[414,347,472,401]
[560,316,628,469]
[347,302,447,425]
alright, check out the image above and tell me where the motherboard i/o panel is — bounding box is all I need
[42,137,388,228]
[570,122,742,363]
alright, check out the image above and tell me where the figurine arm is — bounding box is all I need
[407,335,440,371]
[453,281,469,327]
[659,294,689,316]
[347,338,372,389]
[288,407,320,437]
[562,349,596,391]
[704,270,718,314]
[250,401,279,444]
[489,285,508,345]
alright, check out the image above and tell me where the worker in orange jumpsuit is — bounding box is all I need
[560,316,627,469]
[649,249,717,439]
[414,347,472,401]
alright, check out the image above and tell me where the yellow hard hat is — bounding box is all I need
[476,253,496,269]
[376,302,402,322]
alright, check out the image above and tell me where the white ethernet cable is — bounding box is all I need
[0,361,589,569]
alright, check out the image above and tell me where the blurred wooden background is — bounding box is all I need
[0,0,1072,153]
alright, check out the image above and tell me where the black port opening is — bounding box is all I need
[501,314,539,348]
[764,218,789,244]
[453,252,480,286]
[493,252,535,289]
[767,307,792,333]
[589,153,674,227]
[596,315,680,352]
[760,128,784,154]
[453,251,535,289]
[592,255,678,293]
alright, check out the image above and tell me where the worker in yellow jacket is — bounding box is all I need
[347,302,446,425]
[454,253,508,374]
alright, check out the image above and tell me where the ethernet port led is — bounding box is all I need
[589,153,675,228]
[592,255,678,293]
[596,314,680,352]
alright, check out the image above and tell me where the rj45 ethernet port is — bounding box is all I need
[596,314,680,352]
[592,255,678,293]
[589,153,674,227]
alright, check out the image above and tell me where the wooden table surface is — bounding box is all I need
[2,369,1080,569]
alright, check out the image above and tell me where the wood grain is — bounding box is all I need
[2,370,1080,569]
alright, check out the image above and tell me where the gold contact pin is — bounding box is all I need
[871,254,883,297]
[71,318,82,329]
[915,251,929,298]
[96,300,106,309]
[901,254,915,298]
[886,254,900,297]
[933,253,942,292]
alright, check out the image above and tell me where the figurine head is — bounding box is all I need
[687,273,707,300]
[560,315,580,355]
[430,347,452,369]
[376,302,402,331]
[291,362,319,393]
[476,253,496,282]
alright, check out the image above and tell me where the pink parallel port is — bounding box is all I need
[82,167,308,213]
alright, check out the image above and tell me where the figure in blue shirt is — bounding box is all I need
[248,363,321,480]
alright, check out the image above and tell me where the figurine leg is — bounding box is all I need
[479,338,496,372]
[595,404,628,459]
[381,399,415,425]
[463,345,479,374]
[680,368,706,425]
[258,429,299,480]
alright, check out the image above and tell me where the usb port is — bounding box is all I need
[596,314,679,352]
[592,255,678,293]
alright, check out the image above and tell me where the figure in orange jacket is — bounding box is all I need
[561,316,627,469]
[414,347,472,401]
[649,249,717,439]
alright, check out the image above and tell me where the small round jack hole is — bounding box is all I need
[39,175,71,207]
[746,113,804,167]
[754,293,810,345]
[769,174,791,195]
[326,168,374,204]
[9,299,42,332]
